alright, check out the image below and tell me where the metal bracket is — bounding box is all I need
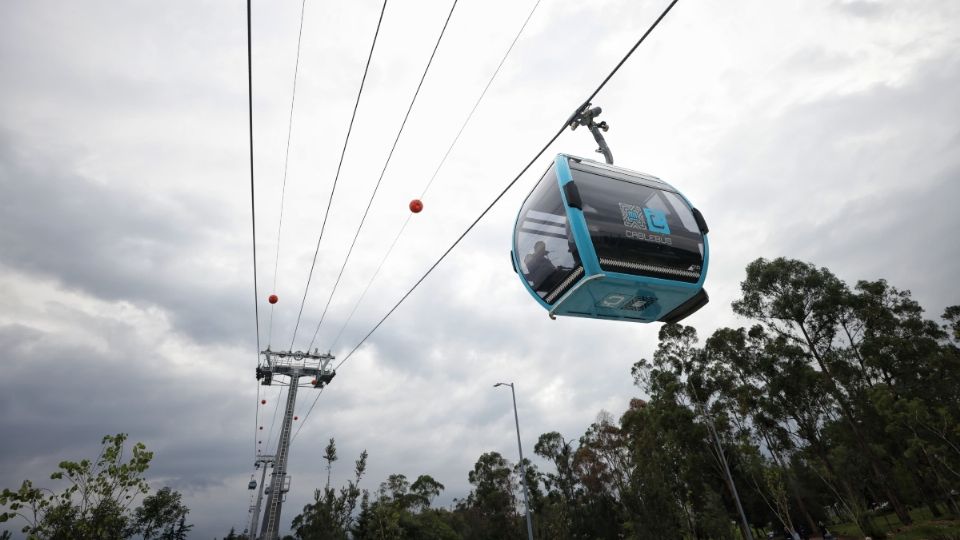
[569,103,613,164]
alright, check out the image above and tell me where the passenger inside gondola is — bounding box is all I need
[523,241,556,291]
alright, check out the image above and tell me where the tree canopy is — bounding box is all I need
[1,433,192,539]
[281,257,958,540]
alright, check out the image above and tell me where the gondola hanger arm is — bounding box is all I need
[569,102,613,165]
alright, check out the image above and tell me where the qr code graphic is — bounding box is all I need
[619,203,647,230]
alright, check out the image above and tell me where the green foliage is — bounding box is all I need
[291,439,367,539]
[350,471,456,540]
[300,257,959,540]
[134,487,192,539]
[0,434,190,539]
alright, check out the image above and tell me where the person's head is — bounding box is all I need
[534,241,547,255]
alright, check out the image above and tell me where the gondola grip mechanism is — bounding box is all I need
[569,103,614,165]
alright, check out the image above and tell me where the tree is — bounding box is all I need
[733,257,914,525]
[134,486,192,539]
[291,439,367,540]
[410,475,445,511]
[944,305,960,342]
[457,452,521,539]
[0,433,156,538]
[351,473,455,540]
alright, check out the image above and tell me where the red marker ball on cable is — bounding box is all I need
[294,416,299,421]
[409,199,423,213]
[261,399,266,405]
[268,294,278,304]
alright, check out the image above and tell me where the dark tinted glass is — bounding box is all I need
[571,161,703,283]
[515,166,583,303]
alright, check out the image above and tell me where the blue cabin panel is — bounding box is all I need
[512,154,709,324]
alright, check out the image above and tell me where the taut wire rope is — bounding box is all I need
[328,0,544,351]
[247,0,263,458]
[335,0,683,371]
[288,0,389,350]
[267,0,308,348]
[305,0,461,352]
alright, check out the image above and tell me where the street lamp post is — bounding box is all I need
[494,382,534,540]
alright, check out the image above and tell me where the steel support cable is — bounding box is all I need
[292,0,680,442]
[336,0,682,371]
[304,0,460,352]
[246,1,262,356]
[247,0,264,458]
[289,387,325,443]
[267,0,308,349]
[288,0,389,350]
[327,0,543,352]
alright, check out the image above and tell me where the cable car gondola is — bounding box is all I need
[510,105,709,323]
[512,154,709,323]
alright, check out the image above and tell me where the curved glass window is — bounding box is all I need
[514,166,583,303]
[570,160,703,283]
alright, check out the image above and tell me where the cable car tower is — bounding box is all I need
[254,349,335,540]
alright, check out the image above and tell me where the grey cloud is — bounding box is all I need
[833,0,886,19]
[3,0,960,537]
[0,135,255,346]
[0,317,261,537]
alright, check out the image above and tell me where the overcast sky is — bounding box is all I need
[1,0,958,537]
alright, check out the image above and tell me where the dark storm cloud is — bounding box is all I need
[0,320,250,484]
[0,312,262,537]
[0,135,255,347]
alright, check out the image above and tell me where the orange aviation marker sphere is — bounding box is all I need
[261,399,267,405]
[409,199,423,213]
[294,416,298,421]
[268,294,278,304]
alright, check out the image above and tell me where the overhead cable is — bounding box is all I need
[336,0,682,371]
[305,0,461,351]
[267,0,308,348]
[263,386,285,452]
[246,1,261,356]
[247,0,263,457]
[328,0,544,352]
[289,386,325,444]
[288,0,389,350]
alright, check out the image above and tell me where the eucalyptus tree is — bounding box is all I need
[630,324,757,540]
[733,257,914,524]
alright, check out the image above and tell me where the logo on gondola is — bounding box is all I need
[599,293,630,308]
[620,203,672,244]
[643,208,670,235]
[623,296,657,312]
[619,203,647,230]
[596,294,657,311]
